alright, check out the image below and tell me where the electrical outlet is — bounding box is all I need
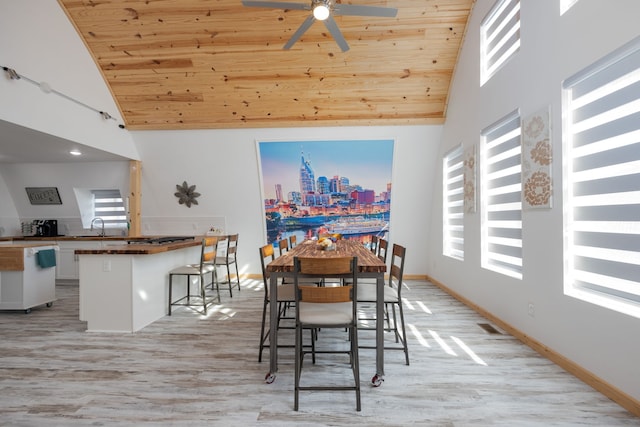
[528,302,535,317]
[103,260,111,272]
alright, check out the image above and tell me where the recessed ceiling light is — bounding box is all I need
[70,150,82,156]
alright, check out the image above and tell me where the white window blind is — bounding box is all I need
[443,145,465,260]
[481,110,523,279]
[563,36,640,317]
[92,189,127,229]
[481,0,520,84]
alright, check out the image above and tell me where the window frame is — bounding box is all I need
[480,109,523,280]
[480,0,521,85]
[562,35,640,318]
[92,189,128,230]
[443,144,465,260]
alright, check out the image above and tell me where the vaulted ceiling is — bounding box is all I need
[58,0,475,130]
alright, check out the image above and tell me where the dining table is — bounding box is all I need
[265,238,387,386]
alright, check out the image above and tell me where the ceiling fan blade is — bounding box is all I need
[241,1,310,11]
[332,4,398,18]
[284,15,316,50]
[323,16,350,52]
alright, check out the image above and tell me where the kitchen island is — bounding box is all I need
[76,237,203,332]
[0,243,58,313]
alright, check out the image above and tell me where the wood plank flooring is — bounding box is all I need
[0,279,638,426]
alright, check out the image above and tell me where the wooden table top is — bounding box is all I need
[266,239,386,273]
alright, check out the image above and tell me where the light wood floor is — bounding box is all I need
[0,279,638,426]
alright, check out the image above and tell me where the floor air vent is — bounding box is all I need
[478,323,501,334]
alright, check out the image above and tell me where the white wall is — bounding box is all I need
[1,161,130,236]
[0,1,139,160]
[132,125,441,278]
[430,0,640,401]
[0,174,19,236]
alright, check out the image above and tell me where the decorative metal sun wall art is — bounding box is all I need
[174,181,200,207]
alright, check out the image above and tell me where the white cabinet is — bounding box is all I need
[57,244,81,281]
[0,244,57,313]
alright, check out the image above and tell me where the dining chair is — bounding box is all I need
[369,235,379,255]
[278,238,289,257]
[288,234,298,248]
[293,256,361,411]
[377,237,389,264]
[213,234,240,297]
[346,237,388,286]
[168,237,220,315]
[258,243,296,362]
[357,243,409,365]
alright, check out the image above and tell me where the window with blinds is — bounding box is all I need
[481,110,523,279]
[443,145,465,260]
[563,36,640,318]
[481,0,520,85]
[92,189,127,229]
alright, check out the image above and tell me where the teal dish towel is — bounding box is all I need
[37,249,57,268]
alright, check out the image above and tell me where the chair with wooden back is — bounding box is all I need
[278,238,289,257]
[214,234,240,297]
[377,237,389,265]
[258,243,296,362]
[292,256,361,411]
[357,243,409,365]
[369,235,379,255]
[168,237,220,315]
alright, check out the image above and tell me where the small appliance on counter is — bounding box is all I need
[33,219,60,237]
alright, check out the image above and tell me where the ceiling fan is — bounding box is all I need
[241,0,398,52]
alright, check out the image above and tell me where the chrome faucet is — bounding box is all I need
[91,217,105,237]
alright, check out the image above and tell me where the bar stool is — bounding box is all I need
[213,234,240,297]
[293,256,361,411]
[168,237,220,315]
[357,243,409,365]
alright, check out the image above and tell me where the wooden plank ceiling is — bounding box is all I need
[58,0,475,130]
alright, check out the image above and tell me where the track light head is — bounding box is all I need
[99,111,113,120]
[3,67,20,80]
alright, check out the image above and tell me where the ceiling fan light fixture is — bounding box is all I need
[312,1,330,20]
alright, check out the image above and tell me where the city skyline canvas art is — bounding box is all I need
[257,139,394,245]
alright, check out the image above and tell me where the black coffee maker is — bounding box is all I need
[34,219,58,237]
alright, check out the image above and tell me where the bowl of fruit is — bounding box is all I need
[317,236,336,251]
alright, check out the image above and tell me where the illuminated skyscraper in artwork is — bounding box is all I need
[275,184,283,203]
[299,151,316,194]
[317,176,329,194]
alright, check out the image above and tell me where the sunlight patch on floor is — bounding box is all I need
[199,304,237,320]
[429,329,457,356]
[451,335,488,366]
[402,298,415,311]
[408,323,430,348]
[414,300,432,314]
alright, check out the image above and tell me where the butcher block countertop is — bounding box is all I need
[8,236,144,242]
[75,239,202,255]
[0,242,60,248]
[0,243,58,271]
[2,236,204,255]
